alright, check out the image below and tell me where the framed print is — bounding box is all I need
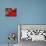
[5,8,17,17]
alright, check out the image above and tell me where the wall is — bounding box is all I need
[0,0,46,45]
